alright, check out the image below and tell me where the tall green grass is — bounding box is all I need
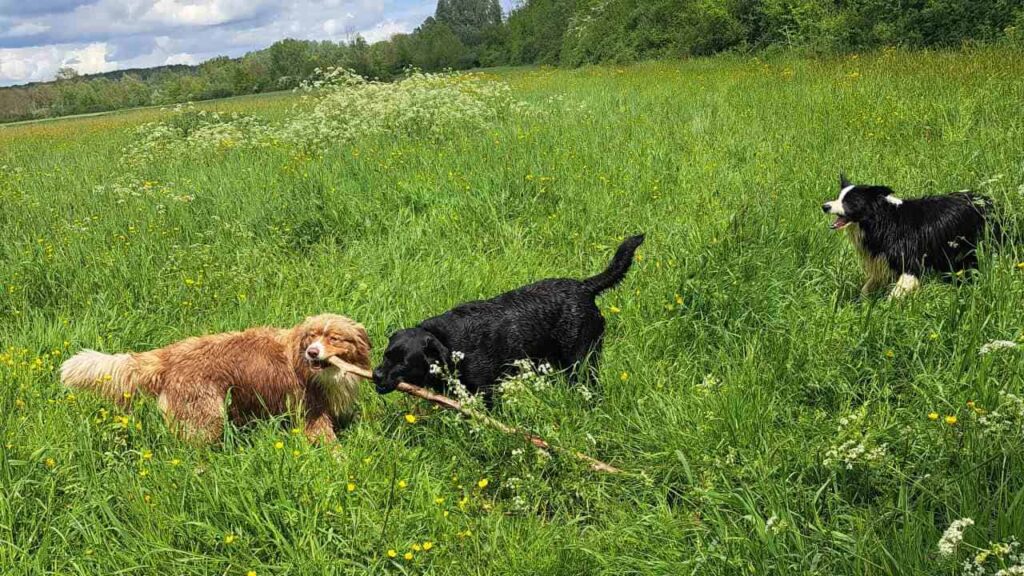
[2,49,1023,575]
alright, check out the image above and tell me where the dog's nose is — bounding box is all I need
[306,347,319,359]
[821,204,831,213]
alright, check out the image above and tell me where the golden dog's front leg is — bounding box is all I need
[304,412,337,443]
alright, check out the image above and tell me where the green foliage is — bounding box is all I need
[2,0,1023,124]
[435,0,503,46]
[2,51,1024,574]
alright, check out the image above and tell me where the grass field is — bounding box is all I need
[2,50,1024,575]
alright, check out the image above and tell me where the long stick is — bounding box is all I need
[328,357,621,474]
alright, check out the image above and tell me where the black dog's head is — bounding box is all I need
[372,327,449,394]
[822,173,903,230]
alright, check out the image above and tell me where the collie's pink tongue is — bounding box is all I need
[830,216,850,230]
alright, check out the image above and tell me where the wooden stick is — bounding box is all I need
[328,356,622,474]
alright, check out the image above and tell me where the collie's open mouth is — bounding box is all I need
[830,216,851,230]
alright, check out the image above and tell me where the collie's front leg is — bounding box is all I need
[860,256,892,295]
[889,273,920,299]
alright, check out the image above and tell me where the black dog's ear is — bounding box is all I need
[422,332,450,367]
[840,172,851,189]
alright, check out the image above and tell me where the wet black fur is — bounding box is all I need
[825,175,993,277]
[372,235,645,401]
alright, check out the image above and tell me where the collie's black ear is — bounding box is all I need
[840,172,851,188]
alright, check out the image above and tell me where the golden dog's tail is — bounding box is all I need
[61,350,149,405]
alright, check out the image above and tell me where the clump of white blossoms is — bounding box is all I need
[938,518,974,557]
[428,350,480,407]
[980,340,1018,355]
[978,392,1024,437]
[823,407,888,470]
[499,359,555,401]
[122,104,274,167]
[765,514,788,535]
[282,67,536,150]
[120,69,544,166]
[959,537,1023,576]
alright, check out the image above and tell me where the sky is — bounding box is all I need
[0,0,514,87]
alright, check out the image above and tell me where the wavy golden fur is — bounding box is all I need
[60,314,371,443]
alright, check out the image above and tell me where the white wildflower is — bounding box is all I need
[938,518,974,557]
[451,350,465,363]
[980,340,1018,355]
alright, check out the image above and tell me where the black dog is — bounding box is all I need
[373,235,645,400]
[822,174,993,298]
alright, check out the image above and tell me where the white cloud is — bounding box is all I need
[0,0,482,86]
[0,42,115,84]
[359,19,411,43]
[143,0,272,27]
[163,52,197,65]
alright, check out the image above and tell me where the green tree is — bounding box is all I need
[435,0,503,46]
[411,18,472,70]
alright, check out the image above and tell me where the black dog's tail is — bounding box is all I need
[583,234,645,294]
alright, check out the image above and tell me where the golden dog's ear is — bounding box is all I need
[353,324,372,365]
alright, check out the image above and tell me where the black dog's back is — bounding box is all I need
[421,235,645,396]
[872,192,990,274]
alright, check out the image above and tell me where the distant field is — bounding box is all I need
[2,51,1024,575]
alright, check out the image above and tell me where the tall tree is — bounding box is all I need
[435,0,503,46]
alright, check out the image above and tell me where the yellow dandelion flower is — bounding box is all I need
[675,294,684,305]
[477,478,489,489]
[224,534,236,544]
[1016,262,1024,270]
[884,350,895,359]
[347,482,356,492]
[945,415,957,426]
[273,441,284,450]
[139,468,149,477]
[387,549,397,558]
[247,571,257,576]
[292,450,301,458]
[398,480,408,489]
[403,552,413,561]
[928,412,939,421]
[44,457,56,469]
[422,541,434,551]
[291,427,302,435]
[141,450,153,460]
[122,390,132,400]
[929,332,939,341]
[170,458,181,466]
[434,496,445,505]
[620,371,629,382]
[405,414,417,424]
[411,543,422,552]
[608,306,621,314]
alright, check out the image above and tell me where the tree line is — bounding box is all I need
[2,0,1022,123]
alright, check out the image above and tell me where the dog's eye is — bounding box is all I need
[328,335,344,345]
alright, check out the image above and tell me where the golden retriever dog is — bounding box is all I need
[60,314,370,443]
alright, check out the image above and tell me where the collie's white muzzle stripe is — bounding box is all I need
[824,184,856,215]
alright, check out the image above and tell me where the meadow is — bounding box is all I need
[2,50,1024,575]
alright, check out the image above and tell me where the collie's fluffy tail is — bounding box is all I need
[61,350,143,404]
[583,234,645,294]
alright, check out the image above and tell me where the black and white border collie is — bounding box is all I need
[822,174,992,298]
